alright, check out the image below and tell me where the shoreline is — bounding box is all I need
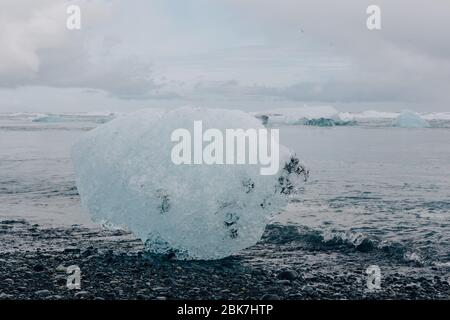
[1,219,449,300]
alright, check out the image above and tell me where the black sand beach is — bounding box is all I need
[1,219,449,300]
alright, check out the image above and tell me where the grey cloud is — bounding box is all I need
[224,0,450,107]
[0,0,173,100]
[1,0,449,111]
[192,76,435,104]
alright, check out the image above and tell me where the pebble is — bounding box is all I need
[0,293,14,299]
[33,264,45,272]
[277,270,298,281]
[260,294,280,300]
[74,291,90,299]
[35,289,51,296]
[64,247,81,254]
[56,265,67,272]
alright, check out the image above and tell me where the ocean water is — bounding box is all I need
[277,126,450,266]
[1,112,449,266]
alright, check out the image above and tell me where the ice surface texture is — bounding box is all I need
[72,107,307,260]
[392,110,429,128]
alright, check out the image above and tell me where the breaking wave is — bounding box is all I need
[32,115,70,123]
[261,224,437,266]
[31,113,116,124]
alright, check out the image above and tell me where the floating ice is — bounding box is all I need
[253,106,353,126]
[301,118,354,127]
[392,110,429,128]
[32,115,68,123]
[72,107,307,260]
[339,110,399,121]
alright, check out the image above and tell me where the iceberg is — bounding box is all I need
[32,115,68,123]
[71,107,307,260]
[253,106,352,126]
[339,110,398,121]
[392,110,429,128]
[302,118,354,127]
[422,112,450,121]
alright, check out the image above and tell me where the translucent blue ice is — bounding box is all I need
[72,107,306,260]
[392,110,429,128]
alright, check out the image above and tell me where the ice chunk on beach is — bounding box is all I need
[392,110,429,128]
[71,107,307,260]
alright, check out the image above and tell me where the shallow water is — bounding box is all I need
[277,126,450,265]
[1,112,449,266]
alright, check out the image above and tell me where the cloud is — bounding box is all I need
[225,0,450,58]
[218,0,450,107]
[0,0,67,82]
[191,78,409,103]
[0,0,172,99]
[34,50,165,99]
[0,0,449,110]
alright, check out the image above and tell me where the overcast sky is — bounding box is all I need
[0,0,449,113]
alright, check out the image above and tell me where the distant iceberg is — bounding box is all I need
[302,118,354,127]
[32,115,68,123]
[422,112,450,121]
[392,110,429,128]
[31,113,117,124]
[254,106,353,126]
[339,110,398,121]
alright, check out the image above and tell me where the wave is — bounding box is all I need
[261,223,436,266]
[31,113,116,124]
[339,110,399,120]
[422,112,450,120]
[32,115,70,123]
[0,179,78,198]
